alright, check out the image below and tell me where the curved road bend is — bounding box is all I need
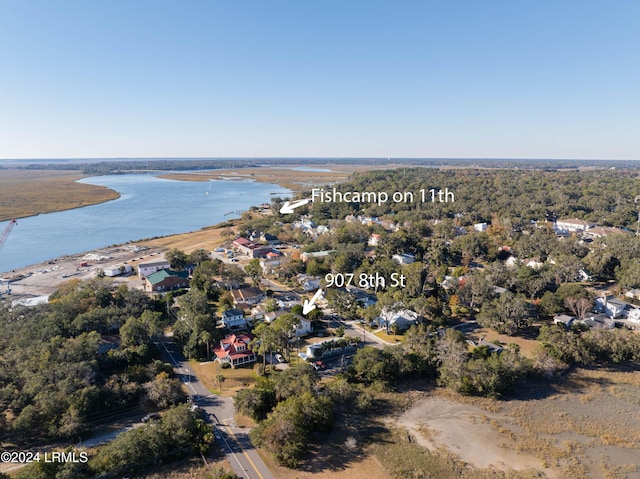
[159,338,275,479]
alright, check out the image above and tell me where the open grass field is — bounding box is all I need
[140,221,239,253]
[467,326,540,358]
[189,360,259,397]
[0,169,119,221]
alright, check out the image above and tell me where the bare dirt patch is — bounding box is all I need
[398,367,640,479]
[397,395,548,475]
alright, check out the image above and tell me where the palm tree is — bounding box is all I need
[216,374,225,392]
[199,330,212,360]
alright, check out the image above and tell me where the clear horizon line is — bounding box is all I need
[1,156,639,162]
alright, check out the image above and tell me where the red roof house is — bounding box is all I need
[213,333,256,368]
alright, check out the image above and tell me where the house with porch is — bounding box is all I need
[213,333,256,368]
[221,308,248,330]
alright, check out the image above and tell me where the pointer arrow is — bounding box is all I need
[303,288,323,315]
[280,198,310,214]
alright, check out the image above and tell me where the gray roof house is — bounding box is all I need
[221,308,248,330]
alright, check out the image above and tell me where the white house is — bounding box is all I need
[627,308,640,323]
[293,316,313,337]
[138,257,171,279]
[624,289,640,301]
[554,218,594,234]
[595,296,629,319]
[553,314,576,328]
[505,256,520,268]
[260,257,283,273]
[221,308,248,330]
[392,253,416,265]
[473,222,488,232]
[368,234,381,246]
[525,258,544,270]
[379,308,419,331]
[302,278,321,292]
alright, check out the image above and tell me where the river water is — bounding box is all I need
[0,174,290,273]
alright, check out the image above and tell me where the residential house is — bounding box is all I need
[213,333,256,368]
[301,250,335,263]
[263,311,277,324]
[504,256,520,268]
[221,308,248,330]
[293,315,313,337]
[582,226,632,239]
[251,304,267,321]
[144,269,189,292]
[261,233,280,245]
[379,308,419,331]
[553,314,576,328]
[232,237,273,258]
[260,256,283,274]
[292,218,315,230]
[624,289,640,301]
[316,225,330,235]
[368,234,381,246]
[231,287,266,306]
[627,308,640,323]
[554,218,594,234]
[473,222,488,232]
[577,269,594,282]
[525,258,544,270]
[441,275,458,290]
[595,296,629,319]
[492,285,509,295]
[578,314,615,330]
[352,289,377,307]
[301,277,321,292]
[137,257,171,279]
[392,253,416,265]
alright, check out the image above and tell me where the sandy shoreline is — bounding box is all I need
[0,221,237,301]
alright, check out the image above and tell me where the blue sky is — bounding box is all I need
[1,1,639,160]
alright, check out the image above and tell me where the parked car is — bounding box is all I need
[275,353,284,363]
[314,360,326,370]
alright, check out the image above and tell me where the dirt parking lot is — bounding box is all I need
[1,244,162,301]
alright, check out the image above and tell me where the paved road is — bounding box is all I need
[159,338,275,479]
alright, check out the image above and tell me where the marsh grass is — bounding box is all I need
[0,169,119,221]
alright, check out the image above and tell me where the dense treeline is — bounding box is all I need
[13,158,640,175]
[307,168,640,228]
[236,363,374,468]
[0,278,183,443]
[14,404,213,479]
